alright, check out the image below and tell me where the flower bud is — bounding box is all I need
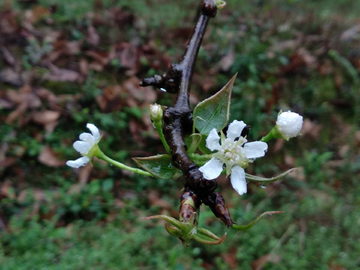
[179,189,200,225]
[276,111,303,140]
[150,104,163,123]
[215,0,226,9]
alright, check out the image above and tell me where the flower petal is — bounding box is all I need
[276,111,303,140]
[73,141,91,154]
[243,141,268,160]
[199,157,223,180]
[205,129,221,151]
[87,123,100,141]
[230,166,247,195]
[66,156,90,168]
[227,120,246,141]
[79,132,95,146]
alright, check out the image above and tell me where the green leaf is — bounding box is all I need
[193,73,237,135]
[231,211,283,231]
[245,168,296,185]
[193,228,227,245]
[132,155,182,179]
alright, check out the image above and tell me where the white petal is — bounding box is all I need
[276,111,303,140]
[243,142,268,159]
[73,141,91,154]
[227,120,246,141]
[243,141,268,160]
[230,166,247,195]
[199,158,224,180]
[79,132,95,146]
[205,129,221,151]
[87,123,100,141]
[66,156,90,168]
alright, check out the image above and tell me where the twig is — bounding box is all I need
[140,0,234,227]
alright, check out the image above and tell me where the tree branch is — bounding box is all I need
[140,0,234,227]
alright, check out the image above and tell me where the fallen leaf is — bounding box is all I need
[87,25,100,46]
[38,145,65,167]
[44,64,81,82]
[222,248,238,269]
[32,110,60,125]
[301,119,322,138]
[251,254,281,270]
[0,68,23,87]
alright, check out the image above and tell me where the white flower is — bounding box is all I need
[276,111,303,140]
[66,123,101,168]
[199,120,268,195]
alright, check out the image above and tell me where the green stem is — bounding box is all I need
[96,151,153,177]
[260,132,273,143]
[155,125,171,154]
[188,153,213,161]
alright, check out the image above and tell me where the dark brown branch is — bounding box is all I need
[140,0,234,227]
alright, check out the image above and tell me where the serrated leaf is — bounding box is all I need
[193,228,227,245]
[231,211,283,231]
[193,73,237,135]
[132,155,182,179]
[245,168,296,185]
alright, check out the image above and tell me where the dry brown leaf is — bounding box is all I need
[301,119,322,138]
[38,145,65,167]
[96,85,124,112]
[340,24,360,41]
[0,157,16,168]
[86,50,110,66]
[32,110,60,125]
[68,164,93,194]
[0,68,23,87]
[0,180,15,199]
[284,153,296,167]
[289,166,305,182]
[222,248,238,269]
[129,119,145,145]
[36,88,58,103]
[32,5,50,22]
[251,254,281,270]
[45,64,81,82]
[124,77,156,103]
[273,138,285,153]
[6,102,27,123]
[87,25,100,46]
[219,45,235,72]
[79,58,89,76]
[1,47,16,66]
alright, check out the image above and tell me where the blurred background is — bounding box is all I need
[1,0,360,269]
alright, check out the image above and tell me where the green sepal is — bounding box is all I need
[245,168,296,185]
[132,155,182,179]
[231,211,283,231]
[193,228,227,245]
[193,73,236,135]
[165,223,182,238]
[144,215,185,230]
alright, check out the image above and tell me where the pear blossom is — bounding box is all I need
[276,111,303,140]
[199,120,268,195]
[66,123,101,168]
